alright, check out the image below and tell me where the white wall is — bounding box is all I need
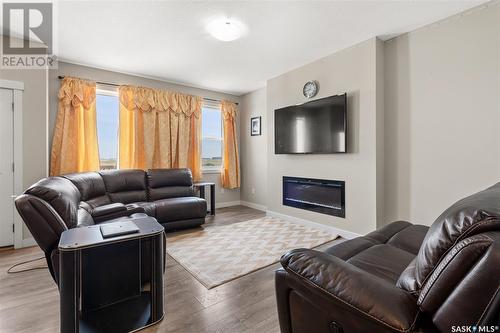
[0,40,48,190]
[0,36,49,240]
[384,2,500,226]
[49,62,241,206]
[240,88,267,209]
[266,38,384,236]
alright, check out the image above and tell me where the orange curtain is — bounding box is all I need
[221,101,240,189]
[118,86,202,180]
[50,77,99,176]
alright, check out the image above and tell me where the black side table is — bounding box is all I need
[194,182,215,215]
[58,215,164,333]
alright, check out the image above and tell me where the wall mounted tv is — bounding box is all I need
[275,93,347,154]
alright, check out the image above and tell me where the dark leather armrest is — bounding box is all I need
[92,203,127,217]
[280,248,419,332]
[125,204,147,215]
[91,203,145,223]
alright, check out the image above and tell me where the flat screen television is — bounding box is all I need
[275,93,347,154]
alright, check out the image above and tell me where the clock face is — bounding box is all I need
[303,81,318,98]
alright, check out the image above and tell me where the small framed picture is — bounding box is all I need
[251,116,261,136]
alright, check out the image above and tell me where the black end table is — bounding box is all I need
[58,215,164,333]
[193,182,216,215]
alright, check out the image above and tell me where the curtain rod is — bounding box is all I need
[57,75,238,105]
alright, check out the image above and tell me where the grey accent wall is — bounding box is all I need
[240,87,267,208]
[48,62,241,206]
[375,39,385,229]
[383,2,500,226]
[265,38,383,236]
[240,3,499,232]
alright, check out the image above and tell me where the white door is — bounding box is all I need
[0,88,14,247]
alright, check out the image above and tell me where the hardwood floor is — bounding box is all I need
[0,206,343,333]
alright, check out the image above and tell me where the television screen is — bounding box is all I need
[275,93,347,154]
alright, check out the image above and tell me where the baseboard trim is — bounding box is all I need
[17,237,37,249]
[266,210,361,240]
[215,201,241,209]
[240,201,267,212]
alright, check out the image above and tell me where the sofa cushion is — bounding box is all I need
[153,197,206,223]
[324,237,378,260]
[63,172,106,200]
[324,221,428,284]
[149,186,196,201]
[100,169,147,204]
[324,221,427,260]
[347,244,416,283]
[25,177,80,229]
[387,225,429,255]
[63,172,111,208]
[364,220,414,244]
[397,182,500,292]
[147,168,195,201]
[134,202,157,217]
[147,168,193,187]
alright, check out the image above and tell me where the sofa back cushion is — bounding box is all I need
[100,169,147,204]
[25,177,81,228]
[397,183,500,292]
[147,168,195,201]
[63,172,111,208]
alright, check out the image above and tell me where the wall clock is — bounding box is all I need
[303,81,318,99]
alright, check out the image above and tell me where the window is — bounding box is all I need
[201,106,222,170]
[96,91,119,169]
[95,93,222,171]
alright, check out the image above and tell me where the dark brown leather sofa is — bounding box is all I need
[15,168,206,284]
[276,183,500,333]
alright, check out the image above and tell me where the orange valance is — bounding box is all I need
[58,76,96,109]
[119,85,202,117]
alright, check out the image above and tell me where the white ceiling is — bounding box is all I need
[55,0,487,96]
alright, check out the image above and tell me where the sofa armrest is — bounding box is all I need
[92,203,127,217]
[279,248,419,333]
[91,203,145,223]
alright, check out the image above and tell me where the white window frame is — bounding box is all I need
[96,87,120,169]
[96,85,118,96]
[201,104,223,173]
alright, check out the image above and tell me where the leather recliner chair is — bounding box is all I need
[276,183,500,333]
[15,168,207,285]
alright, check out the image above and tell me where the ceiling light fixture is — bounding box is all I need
[206,18,246,42]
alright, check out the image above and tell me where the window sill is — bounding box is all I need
[202,169,221,174]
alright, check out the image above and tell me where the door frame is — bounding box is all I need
[1,80,24,249]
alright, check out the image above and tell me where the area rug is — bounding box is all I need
[166,216,338,289]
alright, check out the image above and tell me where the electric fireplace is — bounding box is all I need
[283,176,345,218]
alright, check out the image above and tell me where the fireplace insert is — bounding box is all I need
[283,176,345,218]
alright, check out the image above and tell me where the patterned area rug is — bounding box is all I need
[166,216,338,289]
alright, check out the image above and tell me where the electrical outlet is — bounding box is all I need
[251,188,255,194]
